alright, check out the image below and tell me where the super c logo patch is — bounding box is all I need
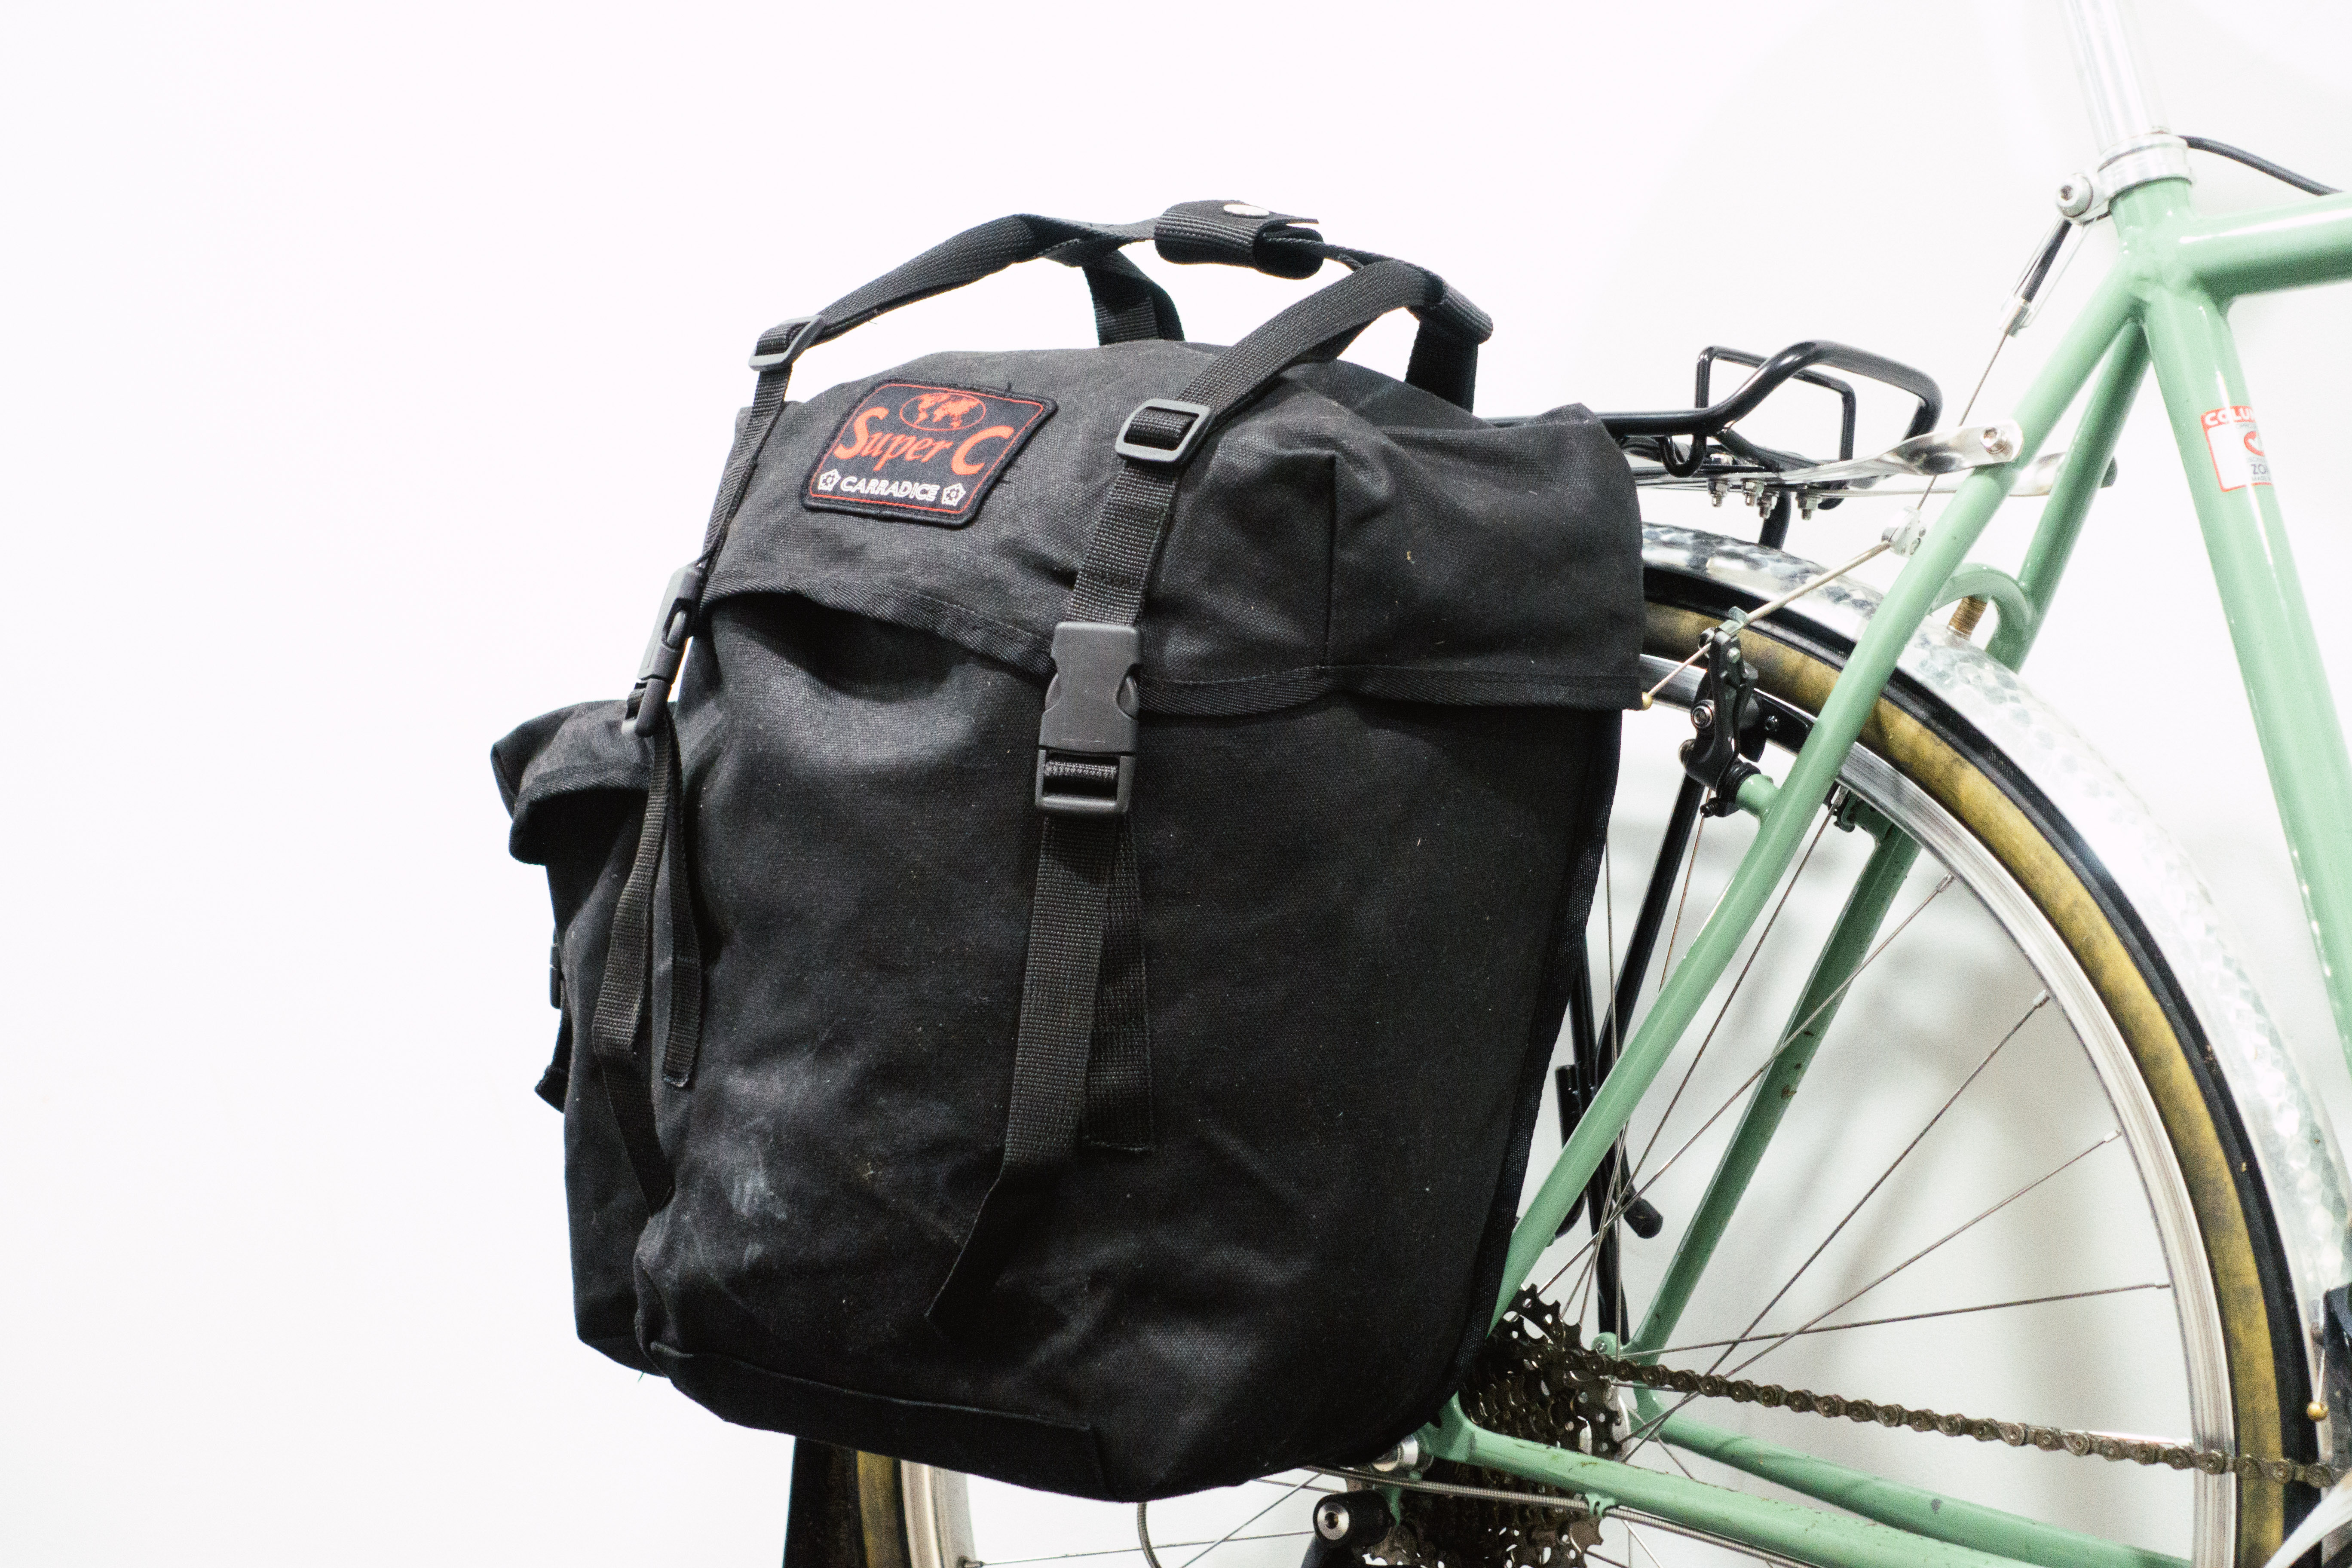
[805,382,1054,527]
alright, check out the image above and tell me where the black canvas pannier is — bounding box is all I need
[493,202,1641,1500]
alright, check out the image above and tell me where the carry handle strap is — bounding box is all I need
[775,213,1174,365]
[1151,200,1494,412]
[744,202,1491,410]
[684,202,1291,589]
[928,257,1490,1333]
[1068,257,1484,623]
[632,211,1489,731]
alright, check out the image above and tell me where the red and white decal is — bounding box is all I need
[805,381,1054,527]
[2201,405,2272,493]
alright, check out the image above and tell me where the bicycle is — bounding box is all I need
[780,3,2352,1564]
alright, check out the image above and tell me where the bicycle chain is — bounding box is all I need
[1373,1292,2339,1568]
[1499,1288,2343,1488]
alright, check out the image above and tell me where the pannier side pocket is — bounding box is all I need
[493,700,663,1372]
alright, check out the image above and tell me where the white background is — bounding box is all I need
[5,1,2350,1562]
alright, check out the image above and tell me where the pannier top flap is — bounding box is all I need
[701,343,1643,715]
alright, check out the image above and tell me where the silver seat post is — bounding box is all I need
[2059,0,2193,205]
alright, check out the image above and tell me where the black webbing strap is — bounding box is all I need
[678,212,1191,580]
[585,709,703,1210]
[801,214,1159,346]
[698,203,1485,576]
[1079,249,1184,346]
[1150,200,1493,411]
[1072,260,1476,621]
[929,259,1487,1331]
[635,203,1488,736]
[658,736,706,1091]
[1084,822,1152,1150]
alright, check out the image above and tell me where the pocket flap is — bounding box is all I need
[491,700,649,865]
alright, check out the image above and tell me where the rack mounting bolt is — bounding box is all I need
[2055,174,2096,218]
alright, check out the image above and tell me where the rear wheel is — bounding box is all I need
[798,539,2317,1568]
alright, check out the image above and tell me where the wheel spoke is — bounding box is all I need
[1623,1132,2122,1458]
[1624,812,1835,1188]
[1644,1280,2174,1356]
[1600,776,1707,1051]
[1703,991,2053,1372]
[1720,1130,2124,1378]
[991,1533,1311,1567]
[1570,813,1837,1319]
[1172,1479,1314,1568]
[1660,815,1708,986]
[1537,871,1954,1301]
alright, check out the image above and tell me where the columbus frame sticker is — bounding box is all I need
[2201,404,2272,493]
[804,382,1055,527]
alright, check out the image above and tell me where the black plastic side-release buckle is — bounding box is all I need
[625,560,707,737]
[1035,622,1140,816]
[1114,398,1212,465]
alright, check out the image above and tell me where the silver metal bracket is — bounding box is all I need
[2056,132,2194,225]
[1768,420,2023,488]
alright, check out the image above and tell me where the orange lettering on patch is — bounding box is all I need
[950,426,1017,475]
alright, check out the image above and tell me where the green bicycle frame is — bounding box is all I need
[1421,170,2352,1568]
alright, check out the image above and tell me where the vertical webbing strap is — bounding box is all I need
[1084,824,1153,1150]
[1079,251,1184,346]
[928,811,1122,1329]
[928,260,1488,1332]
[584,710,703,1210]
[659,730,707,1091]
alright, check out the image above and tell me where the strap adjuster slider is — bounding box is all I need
[747,316,823,373]
[1114,398,1213,465]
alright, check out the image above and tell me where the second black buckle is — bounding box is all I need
[1035,621,1140,816]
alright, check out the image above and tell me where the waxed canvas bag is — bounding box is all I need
[493,202,1642,1500]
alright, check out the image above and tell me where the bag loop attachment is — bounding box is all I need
[1035,621,1140,816]
[747,315,824,373]
[626,560,707,736]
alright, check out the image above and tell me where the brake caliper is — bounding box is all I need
[1678,625,1767,816]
